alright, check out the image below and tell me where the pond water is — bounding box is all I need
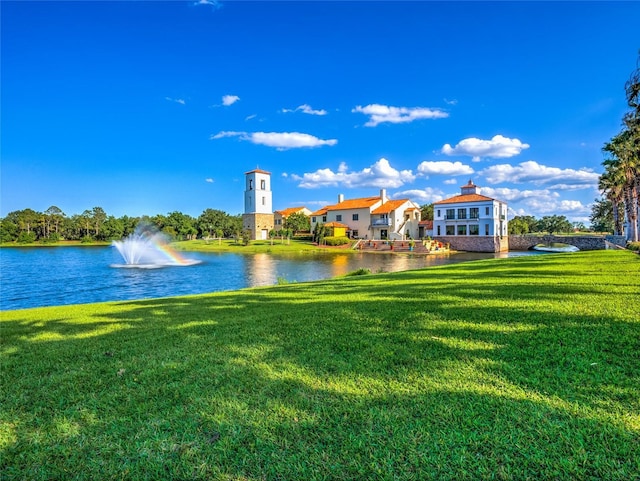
[0,246,546,311]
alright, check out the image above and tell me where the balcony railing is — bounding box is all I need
[445,215,456,220]
[372,218,391,226]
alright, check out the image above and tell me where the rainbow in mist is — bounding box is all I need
[111,224,201,268]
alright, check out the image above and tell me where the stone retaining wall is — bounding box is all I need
[434,236,509,253]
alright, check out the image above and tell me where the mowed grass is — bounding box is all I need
[1,250,639,480]
[174,238,327,254]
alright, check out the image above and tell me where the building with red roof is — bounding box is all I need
[433,180,509,252]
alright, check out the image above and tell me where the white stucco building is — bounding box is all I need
[433,181,508,252]
[310,189,421,240]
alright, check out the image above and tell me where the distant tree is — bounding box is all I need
[589,198,614,233]
[79,210,93,238]
[508,215,538,234]
[313,222,328,245]
[508,216,530,235]
[197,208,230,238]
[420,203,434,221]
[241,229,252,246]
[92,207,108,240]
[284,212,310,234]
[0,218,18,243]
[44,205,65,238]
[102,216,125,240]
[537,215,573,234]
[226,215,243,238]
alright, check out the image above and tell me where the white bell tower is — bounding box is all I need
[242,168,274,240]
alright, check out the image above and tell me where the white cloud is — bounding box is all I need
[165,97,186,105]
[480,186,590,221]
[222,95,240,106]
[194,0,221,7]
[292,158,414,189]
[417,160,474,176]
[205,178,214,183]
[282,104,328,116]
[393,188,445,204]
[444,178,458,185]
[352,104,448,127]
[442,135,529,161]
[245,114,257,121]
[211,131,337,150]
[480,160,600,188]
[444,98,458,106]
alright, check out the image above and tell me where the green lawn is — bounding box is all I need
[1,250,639,480]
[174,238,336,254]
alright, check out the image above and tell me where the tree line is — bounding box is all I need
[592,52,639,241]
[0,207,245,244]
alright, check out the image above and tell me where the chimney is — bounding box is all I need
[380,188,387,204]
[338,194,344,203]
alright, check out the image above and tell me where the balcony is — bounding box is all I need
[445,215,456,220]
[372,218,392,226]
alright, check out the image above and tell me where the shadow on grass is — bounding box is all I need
[1,251,639,480]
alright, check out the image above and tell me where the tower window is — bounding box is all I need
[262,197,265,205]
[261,179,266,189]
[249,179,253,190]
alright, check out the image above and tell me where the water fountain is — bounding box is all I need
[111,224,201,268]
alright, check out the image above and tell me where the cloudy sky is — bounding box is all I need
[2,1,638,223]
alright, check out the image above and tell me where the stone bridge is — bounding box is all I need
[508,235,626,251]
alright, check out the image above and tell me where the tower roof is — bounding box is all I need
[245,168,271,175]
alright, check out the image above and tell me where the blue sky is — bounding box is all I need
[2,1,639,223]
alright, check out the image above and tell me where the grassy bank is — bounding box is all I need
[1,251,639,480]
[174,238,334,254]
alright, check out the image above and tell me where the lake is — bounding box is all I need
[0,246,545,311]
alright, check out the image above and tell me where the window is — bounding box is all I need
[470,208,479,219]
[312,216,316,223]
[457,225,467,236]
[261,197,265,205]
[446,225,455,235]
[336,214,342,221]
[322,216,327,222]
[352,213,359,221]
[437,225,441,236]
[437,209,441,218]
[446,209,455,220]
[485,224,490,235]
[470,224,479,235]
[485,207,490,215]
[249,179,253,190]
[261,179,266,189]
[457,208,467,219]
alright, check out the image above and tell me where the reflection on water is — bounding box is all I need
[1,247,548,310]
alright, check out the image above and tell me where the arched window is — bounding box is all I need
[249,179,253,190]
[261,179,266,190]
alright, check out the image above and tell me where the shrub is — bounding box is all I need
[627,241,640,252]
[323,236,351,246]
[344,268,372,276]
[16,231,36,244]
[81,236,94,243]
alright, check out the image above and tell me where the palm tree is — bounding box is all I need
[598,162,626,236]
[602,130,639,242]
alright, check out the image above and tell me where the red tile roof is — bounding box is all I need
[327,196,381,211]
[275,206,307,217]
[310,207,328,216]
[419,220,434,229]
[372,199,408,214]
[244,168,271,175]
[434,193,495,204]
